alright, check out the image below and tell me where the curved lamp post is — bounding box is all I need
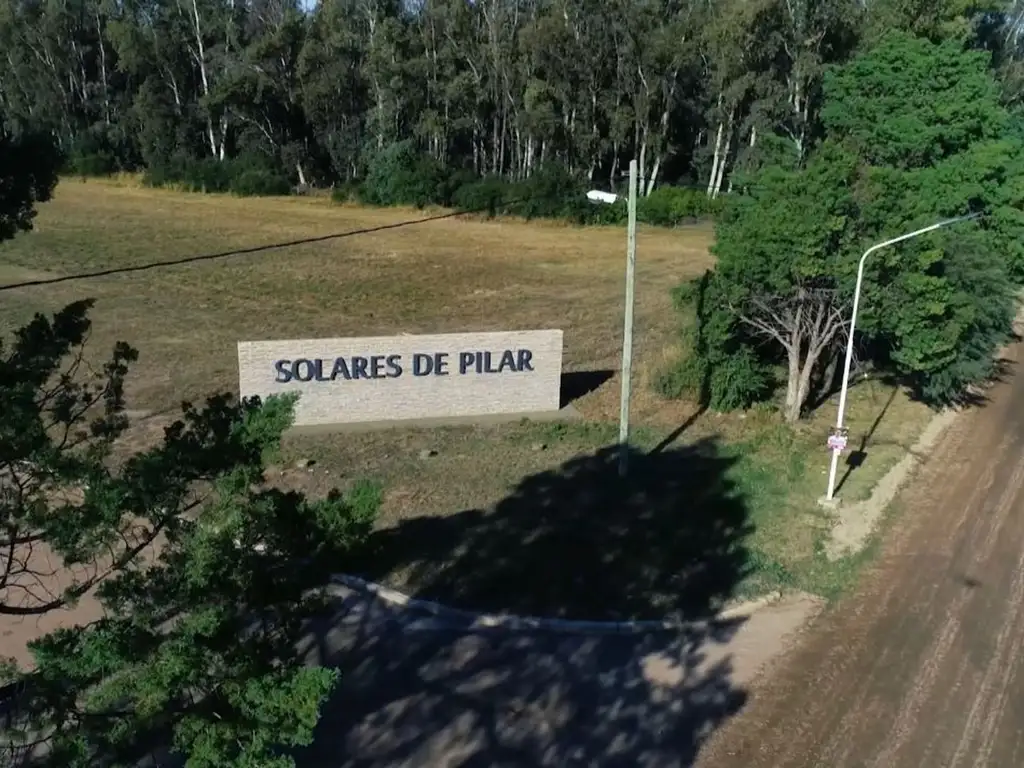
[824,212,983,502]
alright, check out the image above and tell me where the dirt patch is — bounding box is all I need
[698,340,1024,768]
[825,407,960,559]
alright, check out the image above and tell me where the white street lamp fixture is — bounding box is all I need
[586,190,619,205]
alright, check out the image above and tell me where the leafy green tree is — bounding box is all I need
[823,31,1024,399]
[1,302,379,765]
[708,144,862,422]
[667,31,1022,419]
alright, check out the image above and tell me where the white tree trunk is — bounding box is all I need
[784,349,803,422]
[189,0,221,159]
[96,11,111,125]
[647,155,661,195]
[711,107,735,198]
[707,121,723,196]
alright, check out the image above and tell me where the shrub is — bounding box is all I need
[452,176,512,216]
[360,140,448,207]
[179,157,234,193]
[229,168,291,197]
[508,163,585,220]
[638,186,724,226]
[142,153,291,196]
[330,181,360,203]
[66,131,119,177]
[705,348,771,411]
[436,169,478,207]
[654,354,707,400]
[579,197,627,225]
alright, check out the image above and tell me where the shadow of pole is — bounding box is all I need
[833,385,898,495]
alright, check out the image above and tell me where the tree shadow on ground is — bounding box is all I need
[291,438,756,766]
[294,594,749,767]
[350,436,754,622]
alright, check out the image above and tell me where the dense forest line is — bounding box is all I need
[4,0,1024,199]
[6,0,1024,419]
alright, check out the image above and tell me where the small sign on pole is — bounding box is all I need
[827,426,849,453]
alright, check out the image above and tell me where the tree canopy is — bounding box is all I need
[0,301,380,765]
[4,0,1014,196]
[667,29,1024,420]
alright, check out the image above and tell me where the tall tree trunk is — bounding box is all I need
[707,117,723,196]
[711,106,734,198]
[189,0,219,158]
[96,11,111,125]
[647,155,661,195]
[784,348,803,423]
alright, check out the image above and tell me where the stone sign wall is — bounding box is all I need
[237,329,564,427]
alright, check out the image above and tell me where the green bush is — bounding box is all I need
[705,348,771,411]
[177,157,234,192]
[360,140,448,207]
[638,186,724,226]
[142,153,291,196]
[508,163,585,220]
[229,168,291,196]
[330,181,360,203]
[654,354,707,400]
[579,197,627,225]
[66,131,119,177]
[452,176,513,216]
[68,151,117,177]
[436,169,478,207]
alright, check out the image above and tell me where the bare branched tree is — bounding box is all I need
[734,283,850,422]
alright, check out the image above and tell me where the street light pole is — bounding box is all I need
[824,213,982,502]
[619,159,639,477]
[585,160,640,477]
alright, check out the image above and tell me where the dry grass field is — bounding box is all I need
[0,178,938,619]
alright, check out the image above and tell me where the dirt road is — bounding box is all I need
[700,345,1024,768]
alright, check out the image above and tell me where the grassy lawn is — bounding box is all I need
[0,178,937,619]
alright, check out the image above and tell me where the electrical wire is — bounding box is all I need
[0,201,509,293]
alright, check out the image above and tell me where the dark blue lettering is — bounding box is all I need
[483,351,500,373]
[351,356,369,379]
[517,349,534,372]
[497,350,517,372]
[386,354,403,378]
[413,353,433,376]
[313,358,331,382]
[330,357,351,380]
[434,352,449,375]
[292,359,315,382]
[274,360,293,383]
[474,351,484,373]
[459,352,475,374]
[370,355,386,379]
